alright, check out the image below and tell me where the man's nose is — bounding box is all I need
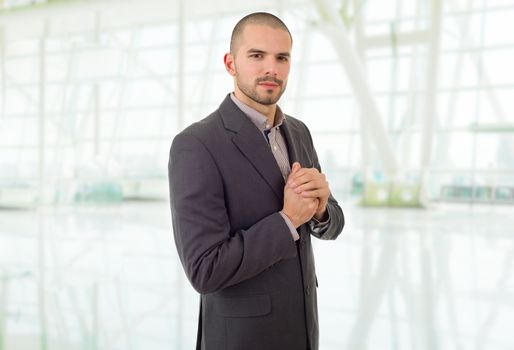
[264,57,279,76]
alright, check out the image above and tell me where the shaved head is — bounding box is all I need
[230,12,292,55]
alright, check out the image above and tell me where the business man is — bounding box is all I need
[169,12,344,350]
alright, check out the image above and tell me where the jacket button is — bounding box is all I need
[306,285,311,295]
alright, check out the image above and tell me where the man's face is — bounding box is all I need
[226,24,292,106]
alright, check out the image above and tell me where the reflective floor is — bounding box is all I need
[0,201,513,350]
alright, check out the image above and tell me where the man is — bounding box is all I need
[169,12,344,350]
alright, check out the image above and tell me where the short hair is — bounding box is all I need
[230,12,293,55]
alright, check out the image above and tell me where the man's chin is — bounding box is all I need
[238,86,282,106]
[256,92,281,105]
[256,98,278,106]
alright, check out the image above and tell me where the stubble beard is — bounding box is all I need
[235,73,286,106]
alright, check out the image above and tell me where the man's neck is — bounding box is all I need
[233,90,276,126]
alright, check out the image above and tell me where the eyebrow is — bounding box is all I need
[247,48,290,57]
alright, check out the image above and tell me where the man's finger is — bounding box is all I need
[291,162,301,174]
[300,190,321,198]
[286,162,301,183]
[289,172,317,187]
[293,181,319,193]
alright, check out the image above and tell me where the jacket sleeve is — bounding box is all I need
[168,132,298,294]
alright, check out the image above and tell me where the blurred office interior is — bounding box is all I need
[0,0,513,349]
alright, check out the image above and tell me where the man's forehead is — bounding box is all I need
[243,23,288,34]
[239,26,291,49]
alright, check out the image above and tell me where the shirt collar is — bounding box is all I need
[230,92,286,132]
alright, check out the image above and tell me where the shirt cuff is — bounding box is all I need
[309,212,331,234]
[279,211,300,241]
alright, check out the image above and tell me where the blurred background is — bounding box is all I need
[0,0,513,349]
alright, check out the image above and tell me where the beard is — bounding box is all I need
[235,74,286,106]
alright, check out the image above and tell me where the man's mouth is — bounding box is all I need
[257,78,281,89]
[258,82,279,88]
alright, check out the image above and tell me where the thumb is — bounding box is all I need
[286,162,301,184]
[291,162,301,174]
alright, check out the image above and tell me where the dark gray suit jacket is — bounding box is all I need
[168,94,344,350]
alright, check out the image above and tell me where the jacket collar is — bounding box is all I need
[218,94,286,201]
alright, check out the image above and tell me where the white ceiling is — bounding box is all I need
[0,0,311,41]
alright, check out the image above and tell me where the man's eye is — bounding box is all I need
[250,54,262,58]
[278,56,289,62]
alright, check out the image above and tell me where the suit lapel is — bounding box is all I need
[219,95,285,201]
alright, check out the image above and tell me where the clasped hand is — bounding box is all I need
[282,162,330,228]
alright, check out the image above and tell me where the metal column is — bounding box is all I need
[420,0,443,201]
[314,0,399,177]
[0,25,5,120]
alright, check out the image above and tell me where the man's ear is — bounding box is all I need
[224,52,236,76]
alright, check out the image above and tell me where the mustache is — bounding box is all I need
[256,77,283,85]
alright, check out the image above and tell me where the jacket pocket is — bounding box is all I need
[214,294,271,318]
